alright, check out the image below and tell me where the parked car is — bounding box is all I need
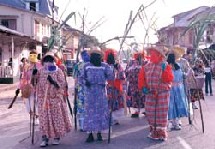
[65,59,76,76]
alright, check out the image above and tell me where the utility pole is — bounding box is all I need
[52,0,55,25]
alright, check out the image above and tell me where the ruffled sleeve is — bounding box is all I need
[138,66,146,90]
[161,64,174,83]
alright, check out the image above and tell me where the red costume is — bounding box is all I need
[138,47,173,141]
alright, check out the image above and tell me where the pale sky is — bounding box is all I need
[55,0,215,49]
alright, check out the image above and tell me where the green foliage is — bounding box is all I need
[47,12,76,51]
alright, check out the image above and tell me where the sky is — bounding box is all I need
[55,0,215,49]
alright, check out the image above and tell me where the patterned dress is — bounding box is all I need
[138,61,173,139]
[73,61,86,130]
[168,66,189,120]
[37,67,72,138]
[107,63,125,111]
[179,58,204,102]
[81,62,114,132]
[126,60,145,109]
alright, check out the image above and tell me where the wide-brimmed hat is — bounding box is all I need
[146,44,169,58]
[88,47,104,57]
[173,46,186,57]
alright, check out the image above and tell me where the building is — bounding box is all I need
[0,0,59,83]
[157,6,215,50]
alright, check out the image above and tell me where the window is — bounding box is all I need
[0,19,17,30]
[30,2,36,11]
[34,20,40,36]
[1,20,9,27]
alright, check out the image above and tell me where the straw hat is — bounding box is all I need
[147,44,169,58]
[88,47,104,57]
[173,46,186,57]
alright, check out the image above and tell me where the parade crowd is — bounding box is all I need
[10,45,214,147]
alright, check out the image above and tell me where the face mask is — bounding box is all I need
[29,54,38,63]
[44,62,56,72]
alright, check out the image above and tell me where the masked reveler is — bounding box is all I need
[138,45,173,141]
[104,48,126,125]
[36,52,72,147]
[81,48,114,143]
[126,51,148,117]
[167,53,189,130]
[19,50,41,123]
[73,50,90,131]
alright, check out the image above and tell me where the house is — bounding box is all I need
[0,0,59,83]
[157,6,215,51]
[0,24,39,83]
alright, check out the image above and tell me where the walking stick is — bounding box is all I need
[31,67,37,144]
[193,75,205,133]
[108,88,114,144]
[153,91,158,134]
[8,89,20,109]
[74,86,78,130]
[66,96,73,118]
[182,73,192,125]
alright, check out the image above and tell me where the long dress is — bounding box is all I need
[81,62,114,132]
[73,61,86,130]
[107,63,125,111]
[168,67,188,120]
[126,62,144,110]
[138,61,173,139]
[37,67,72,138]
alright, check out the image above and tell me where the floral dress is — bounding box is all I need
[37,67,72,138]
[107,63,126,111]
[126,60,145,109]
[81,62,114,132]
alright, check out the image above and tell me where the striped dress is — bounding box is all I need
[138,62,173,139]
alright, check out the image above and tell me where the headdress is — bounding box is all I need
[81,50,90,62]
[103,48,116,64]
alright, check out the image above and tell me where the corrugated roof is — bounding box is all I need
[0,24,28,36]
[0,0,53,16]
[174,6,209,27]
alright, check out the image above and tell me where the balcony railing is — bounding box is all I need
[0,62,13,78]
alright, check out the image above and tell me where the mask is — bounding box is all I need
[29,54,38,63]
[44,62,56,72]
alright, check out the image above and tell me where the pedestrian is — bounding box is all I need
[73,50,90,131]
[104,48,126,125]
[204,60,213,96]
[189,59,205,105]
[167,53,189,130]
[81,48,114,143]
[173,46,198,111]
[138,45,173,141]
[126,51,148,117]
[36,52,72,147]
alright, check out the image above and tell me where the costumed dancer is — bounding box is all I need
[81,48,114,143]
[167,53,189,130]
[138,46,173,141]
[104,48,126,125]
[73,50,90,131]
[20,51,41,122]
[36,52,72,147]
[126,51,148,117]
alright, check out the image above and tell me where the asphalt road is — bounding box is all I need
[0,78,215,149]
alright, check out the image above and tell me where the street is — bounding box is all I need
[0,78,215,149]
